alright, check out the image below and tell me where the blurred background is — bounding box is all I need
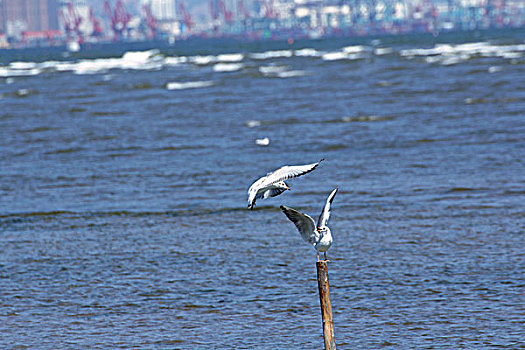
[0,0,524,48]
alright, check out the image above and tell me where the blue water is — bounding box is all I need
[1,30,524,349]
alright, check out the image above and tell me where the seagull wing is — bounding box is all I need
[247,159,323,206]
[280,205,318,246]
[247,184,259,206]
[262,187,287,199]
[257,159,324,188]
[317,188,338,228]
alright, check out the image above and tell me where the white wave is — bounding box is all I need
[255,137,270,146]
[72,59,115,74]
[488,66,502,73]
[424,56,442,64]
[0,67,41,77]
[53,61,79,71]
[342,45,367,53]
[122,49,161,63]
[294,48,323,57]
[164,56,189,66]
[401,42,525,61]
[217,53,244,62]
[249,50,293,60]
[245,120,261,128]
[276,70,307,78]
[213,63,243,72]
[400,47,444,57]
[9,61,38,69]
[38,60,62,70]
[321,51,366,61]
[374,47,393,55]
[53,50,164,75]
[166,80,214,90]
[451,42,490,54]
[440,55,469,66]
[17,88,30,96]
[189,55,216,65]
[501,52,522,59]
[322,52,348,61]
[259,65,288,75]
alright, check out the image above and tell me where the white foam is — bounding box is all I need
[401,42,525,61]
[276,70,307,78]
[122,49,161,63]
[342,45,367,53]
[0,67,41,77]
[166,80,214,90]
[488,66,502,73]
[217,53,244,62]
[189,55,216,65]
[9,61,38,69]
[17,88,30,96]
[245,120,262,128]
[374,47,393,55]
[255,137,270,146]
[501,52,522,59]
[164,56,189,66]
[249,50,293,60]
[213,63,244,72]
[38,60,62,70]
[294,48,323,57]
[259,65,288,75]
[322,52,348,61]
[440,56,467,66]
[424,56,442,64]
[72,59,114,74]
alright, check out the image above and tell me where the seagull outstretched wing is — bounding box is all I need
[317,188,338,228]
[247,159,324,207]
[280,205,319,246]
[257,159,324,187]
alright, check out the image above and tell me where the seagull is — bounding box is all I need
[247,159,324,209]
[280,188,338,261]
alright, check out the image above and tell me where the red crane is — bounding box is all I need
[142,3,158,38]
[59,2,83,43]
[179,2,195,32]
[103,0,131,41]
[237,0,249,20]
[218,0,234,24]
[209,0,219,21]
[89,7,103,37]
[257,0,277,19]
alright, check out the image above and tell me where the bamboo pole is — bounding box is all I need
[316,260,336,350]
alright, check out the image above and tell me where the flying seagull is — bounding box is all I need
[280,188,338,261]
[247,159,324,209]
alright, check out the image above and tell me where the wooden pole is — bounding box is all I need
[316,260,336,350]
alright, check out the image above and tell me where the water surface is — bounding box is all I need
[1,30,524,349]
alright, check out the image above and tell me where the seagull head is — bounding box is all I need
[277,181,291,191]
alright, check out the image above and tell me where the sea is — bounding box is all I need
[1,29,524,349]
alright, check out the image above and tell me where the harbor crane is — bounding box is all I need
[59,2,83,44]
[103,0,131,41]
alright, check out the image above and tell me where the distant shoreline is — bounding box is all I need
[1,26,523,64]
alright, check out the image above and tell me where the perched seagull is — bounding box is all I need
[247,159,324,209]
[280,188,338,261]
